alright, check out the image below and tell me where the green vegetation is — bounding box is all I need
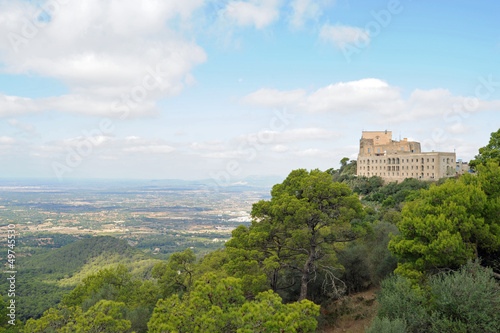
[226,169,365,301]
[23,300,133,333]
[372,261,500,332]
[17,169,366,331]
[469,128,500,169]
[152,248,196,298]
[337,222,399,294]
[148,275,320,332]
[389,162,500,283]
[367,129,500,332]
[22,236,153,279]
[5,132,500,332]
[0,236,159,321]
[24,265,161,333]
[18,233,90,249]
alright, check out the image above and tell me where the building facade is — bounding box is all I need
[357,131,467,182]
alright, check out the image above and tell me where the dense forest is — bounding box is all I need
[0,236,161,322]
[1,129,500,332]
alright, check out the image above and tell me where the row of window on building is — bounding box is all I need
[367,146,412,154]
[361,172,436,178]
[359,157,453,165]
[360,165,437,171]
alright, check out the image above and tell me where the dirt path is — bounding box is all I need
[319,287,379,333]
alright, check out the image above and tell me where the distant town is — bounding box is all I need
[0,180,267,261]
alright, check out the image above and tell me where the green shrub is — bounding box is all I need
[367,223,399,284]
[429,261,500,332]
[337,222,399,293]
[366,317,407,333]
[376,275,430,332]
[338,245,371,293]
[371,261,500,333]
[147,275,320,332]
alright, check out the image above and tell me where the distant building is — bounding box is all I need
[456,159,470,174]
[357,130,469,182]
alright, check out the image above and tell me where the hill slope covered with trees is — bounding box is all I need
[0,236,160,323]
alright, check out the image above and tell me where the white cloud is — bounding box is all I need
[37,145,65,153]
[0,94,41,117]
[293,148,336,159]
[8,118,40,137]
[0,0,207,118]
[290,0,334,27]
[190,140,227,151]
[8,119,34,131]
[242,88,306,108]
[122,145,175,154]
[243,78,403,113]
[278,127,341,142]
[0,92,159,118]
[223,0,282,29]
[38,135,177,163]
[446,123,468,135]
[0,136,16,145]
[388,89,500,123]
[320,23,370,48]
[242,78,500,123]
[56,135,113,151]
[237,127,341,144]
[200,151,245,159]
[306,78,402,113]
[270,144,289,152]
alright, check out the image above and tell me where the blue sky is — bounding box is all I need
[0,0,499,182]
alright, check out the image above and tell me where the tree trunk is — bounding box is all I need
[299,270,308,301]
[271,270,278,292]
[299,252,314,301]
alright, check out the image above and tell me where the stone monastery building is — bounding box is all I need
[357,131,468,182]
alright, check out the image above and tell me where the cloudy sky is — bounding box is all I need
[0,0,499,182]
